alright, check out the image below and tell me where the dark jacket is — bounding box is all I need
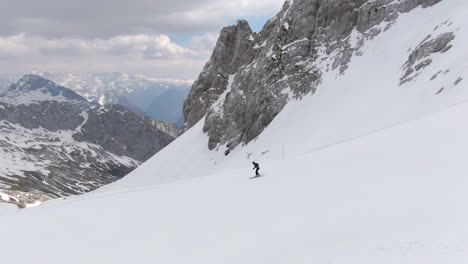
[252,162,259,169]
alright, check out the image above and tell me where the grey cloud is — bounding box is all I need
[0,0,284,38]
[0,0,207,37]
[0,33,210,79]
[0,34,201,59]
[0,0,283,80]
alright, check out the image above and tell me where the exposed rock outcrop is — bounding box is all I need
[0,75,176,206]
[184,0,444,153]
[75,104,174,162]
[183,20,256,128]
[401,31,455,84]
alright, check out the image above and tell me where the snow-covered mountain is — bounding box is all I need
[2,0,468,262]
[0,75,176,207]
[36,72,191,124]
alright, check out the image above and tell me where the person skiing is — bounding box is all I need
[252,162,260,177]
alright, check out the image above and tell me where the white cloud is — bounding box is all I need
[0,0,284,38]
[0,34,31,58]
[0,33,211,79]
[159,0,284,33]
[189,33,219,51]
[0,0,285,79]
[0,34,200,59]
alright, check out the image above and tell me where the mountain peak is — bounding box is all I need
[3,74,87,105]
[184,20,256,128]
[234,19,251,29]
[15,74,54,90]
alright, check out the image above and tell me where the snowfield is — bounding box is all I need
[2,100,468,263]
[1,0,468,263]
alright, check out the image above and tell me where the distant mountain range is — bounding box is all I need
[0,75,176,207]
[0,78,11,90]
[35,72,192,125]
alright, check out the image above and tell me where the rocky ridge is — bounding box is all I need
[0,75,175,207]
[184,0,446,153]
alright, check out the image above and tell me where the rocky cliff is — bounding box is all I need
[184,0,444,153]
[0,75,175,207]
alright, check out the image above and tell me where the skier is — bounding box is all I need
[252,162,261,177]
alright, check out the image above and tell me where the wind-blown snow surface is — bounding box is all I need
[1,1,468,263]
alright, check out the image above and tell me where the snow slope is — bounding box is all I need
[1,97,468,263]
[0,0,467,263]
[0,202,17,215]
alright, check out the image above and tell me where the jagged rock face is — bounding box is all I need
[184,0,444,153]
[0,75,176,207]
[0,101,86,131]
[401,31,454,84]
[183,20,255,128]
[150,119,181,138]
[75,105,174,162]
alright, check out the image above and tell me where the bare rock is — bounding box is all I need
[401,32,455,84]
[184,0,447,153]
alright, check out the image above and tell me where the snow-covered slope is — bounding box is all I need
[2,90,468,263]
[1,0,468,262]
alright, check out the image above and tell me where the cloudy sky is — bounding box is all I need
[0,0,284,80]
